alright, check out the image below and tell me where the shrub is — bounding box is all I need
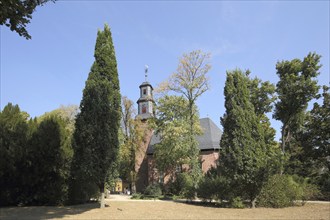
[131,193,142,199]
[168,173,196,199]
[258,174,319,208]
[318,172,330,200]
[291,175,319,204]
[197,177,216,202]
[230,197,245,208]
[178,173,195,200]
[144,183,162,198]
[197,174,231,203]
[168,174,186,195]
[258,174,295,208]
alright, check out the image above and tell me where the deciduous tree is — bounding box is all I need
[157,50,211,190]
[298,86,330,198]
[153,95,200,177]
[118,96,144,193]
[0,0,55,39]
[274,52,321,173]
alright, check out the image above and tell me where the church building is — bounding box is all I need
[134,77,222,192]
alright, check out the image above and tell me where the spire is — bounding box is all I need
[145,65,149,82]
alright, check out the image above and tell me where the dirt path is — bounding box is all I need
[107,194,132,201]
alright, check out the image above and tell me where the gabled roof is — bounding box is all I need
[147,117,222,154]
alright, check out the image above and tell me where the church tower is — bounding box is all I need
[135,66,154,192]
[137,66,154,120]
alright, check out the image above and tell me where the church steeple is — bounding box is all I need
[137,66,154,120]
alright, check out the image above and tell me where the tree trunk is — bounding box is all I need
[281,124,286,155]
[131,182,136,194]
[100,184,105,208]
[251,197,257,209]
[280,123,287,175]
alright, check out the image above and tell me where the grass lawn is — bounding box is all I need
[0,201,329,219]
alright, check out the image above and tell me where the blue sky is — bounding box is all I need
[1,1,329,140]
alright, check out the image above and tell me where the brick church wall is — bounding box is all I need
[135,121,153,192]
[200,150,219,173]
[145,149,219,188]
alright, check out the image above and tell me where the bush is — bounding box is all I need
[291,175,320,204]
[168,173,188,195]
[314,172,329,201]
[197,174,231,203]
[258,174,319,208]
[131,193,142,199]
[144,183,162,198]
[230,197,245,208]
[168,173,196,199]
[197,177,216,202]
[258,175,295,208]
[178,173,195,200]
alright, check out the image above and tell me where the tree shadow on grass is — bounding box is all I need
[0,201,102,220]
[171,199,240,209]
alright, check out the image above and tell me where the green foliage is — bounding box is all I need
[219,69,271,206]
[0,103,73,206]
[153,95,200,174]
[258,174,319,208]
[317,172,330,200]
[26,116,73,205]
[38,105,78,135]
[157,50,211,187]
[169,173,195,200]
[247,76,278,156]
[258,175,294,208]
[131,193,142,199]
[118,96,144,193]
[0,103,29,206]
[230,197,245,209]
[298,86,330,199]
[69,24,121,204]
[197,172,230,203]
[248,76,276,117]
[144,183,162,198]
[0,0,55,39]
[196,177,215,202]
[197,176,216,202]
[274,52,321,162]
[168,173,187,195]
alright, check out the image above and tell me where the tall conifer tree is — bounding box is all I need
[219,69,268,208]
[69,24,121,207]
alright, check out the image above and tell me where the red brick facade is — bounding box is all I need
[134,122,154,192]
[134,124,220,192]
[134,81,221,192]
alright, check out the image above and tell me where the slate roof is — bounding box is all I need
[147,117,222,155]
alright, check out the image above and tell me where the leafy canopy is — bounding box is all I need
[0,0,55,39]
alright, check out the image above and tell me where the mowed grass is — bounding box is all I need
[0,201,329,220]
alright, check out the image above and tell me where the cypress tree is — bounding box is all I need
[219,69,268,208]
[69,24,121,207]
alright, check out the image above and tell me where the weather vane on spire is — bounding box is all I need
[145,65,149,82]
